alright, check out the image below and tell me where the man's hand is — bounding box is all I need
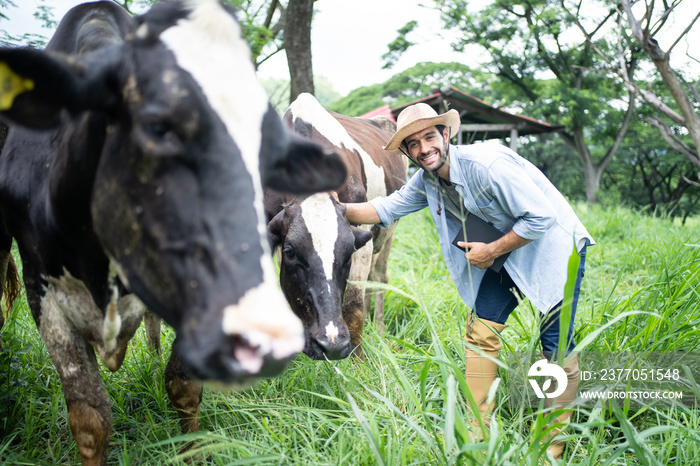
[457,230,532,269]
[457,241,495,269]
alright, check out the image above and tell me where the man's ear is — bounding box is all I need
[442,126,451,143]
[0,46,122,129]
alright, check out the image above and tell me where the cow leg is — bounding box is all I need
[345,237,373,359]
[165,336,202,435]
[38,296,112,466]
[366,232,395,333]
[143,309,162,356]
[0,232,20,344]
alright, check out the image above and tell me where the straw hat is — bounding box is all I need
[384,103,461,151]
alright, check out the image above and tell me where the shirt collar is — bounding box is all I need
[447,145,464,186]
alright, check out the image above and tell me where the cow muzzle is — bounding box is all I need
[307,320,353,360]
[178,284,304,384]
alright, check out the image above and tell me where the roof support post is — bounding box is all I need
[510,127,518,151]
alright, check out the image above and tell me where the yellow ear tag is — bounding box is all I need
[0,62,35,111]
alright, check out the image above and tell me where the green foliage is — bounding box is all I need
[329,61,497,116]
[0,0,47,48]
[382,20,418,70]
[517,133,586,200]
[32,1,57,29]
[0,0,15,21]
[261,75,341,115]
[0,0,281,61]
[517,124,700,217]
[601,119,700,219]
[1,206,699,464]
[438,0,628,138]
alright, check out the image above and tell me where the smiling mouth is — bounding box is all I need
[420,151,440,164]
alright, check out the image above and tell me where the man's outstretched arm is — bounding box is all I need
[341,201,381,225]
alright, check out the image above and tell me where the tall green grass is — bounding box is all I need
[1,203,698,465]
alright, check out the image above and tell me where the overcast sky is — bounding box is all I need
[2,0,699,96]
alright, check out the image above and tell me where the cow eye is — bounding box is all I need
[282,247,296,260]
[145,121,172,139]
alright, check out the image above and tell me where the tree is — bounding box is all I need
[330,61,497,116]
[1,0,319,103]
[382,20,418,70]
[283,0,314,101]
[603,119,700,220]
[0,0,57,48]
[262,75,339,114]
[428,0,641,203]
[562,0,700,185]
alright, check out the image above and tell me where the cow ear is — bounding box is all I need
[0,47,121,129]
[267,134,348,194]
[351,226,372,250]
[267,210,287,250]
[259,107,347,194]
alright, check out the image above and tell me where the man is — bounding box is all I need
[341,103,593,459]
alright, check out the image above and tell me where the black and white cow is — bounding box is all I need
[265,93,407,360]
[0,2,345,464]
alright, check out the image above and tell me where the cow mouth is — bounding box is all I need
[304,342,353,361]
[228,331,301,374]
[178,329,302,385]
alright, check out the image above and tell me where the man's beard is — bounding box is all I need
[421,141,448,173]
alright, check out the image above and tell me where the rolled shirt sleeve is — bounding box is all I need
[369,171,429,227]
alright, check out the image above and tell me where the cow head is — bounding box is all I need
[268,193,372,359]
[0,0,347,383]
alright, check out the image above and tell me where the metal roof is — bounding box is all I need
[358,104,396,123]
[389,86,563,142]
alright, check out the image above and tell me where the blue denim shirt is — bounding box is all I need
[369,142,595,314]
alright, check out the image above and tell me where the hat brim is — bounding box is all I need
[384,109,461,151]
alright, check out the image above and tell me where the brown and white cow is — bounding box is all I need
[265,93,407,359]
[0,2,345,465]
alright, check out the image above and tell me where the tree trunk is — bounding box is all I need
[284,0,314,102]
[560,91,635,203]
[620,0,700,176]
[571,128,604,203]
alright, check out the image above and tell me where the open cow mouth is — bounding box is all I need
[229,330,302,374]
[178,327,303,386]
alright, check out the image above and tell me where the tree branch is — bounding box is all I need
[682,175,700,187]
[600,89,637,173]
[666,10,700,55]
[647,116,700,168]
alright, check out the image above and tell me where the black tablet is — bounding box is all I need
[452,213,511,272]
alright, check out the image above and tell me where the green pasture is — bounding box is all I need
[1,203,699,465]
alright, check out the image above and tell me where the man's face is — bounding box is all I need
[404,126,449,173]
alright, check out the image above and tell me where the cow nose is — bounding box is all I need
[314,336,352,359]
[317,336,352,359]
[222,283,305,361]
